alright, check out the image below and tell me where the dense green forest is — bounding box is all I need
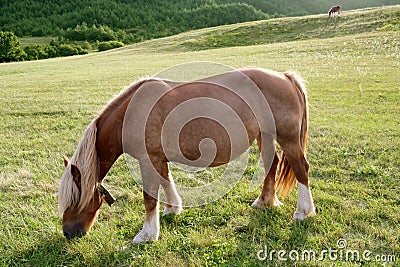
[1,0,399,41]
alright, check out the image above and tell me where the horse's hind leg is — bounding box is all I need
[161,169,183,216]
[252,133,282,208]
[281,143,316,220]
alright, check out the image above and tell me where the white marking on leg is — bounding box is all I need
[163,173,183,216]
[133,202,160,243]
[293,183,316,220]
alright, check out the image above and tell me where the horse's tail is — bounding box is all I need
[276,72,308,197]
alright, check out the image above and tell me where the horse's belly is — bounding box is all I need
[163,117,257,167]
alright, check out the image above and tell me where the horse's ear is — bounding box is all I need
[63,156,69,168]
[70,164,81,188]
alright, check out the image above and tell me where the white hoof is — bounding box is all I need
[132,211,160,244]
[251,198,264,209]
[163,204,183,216]
[293,207,316,220]
[251,196,283,209]
[293,211,306,220]
[132,229,159,244]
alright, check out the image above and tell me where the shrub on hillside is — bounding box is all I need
[24,44,57,60]
[0,31,26,62]
[97,41,124,51]
[62,23,134,43]
[24,43,87,60]
[56,44,87,57]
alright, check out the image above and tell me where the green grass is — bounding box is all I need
[0,6,399,267]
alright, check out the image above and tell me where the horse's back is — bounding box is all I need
[124,68,306,166]
[239,68,304,114]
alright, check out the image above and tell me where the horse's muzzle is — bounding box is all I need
[63,224,86,239]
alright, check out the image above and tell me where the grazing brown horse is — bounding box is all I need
[328,6,341,17]
[58,67,316,242]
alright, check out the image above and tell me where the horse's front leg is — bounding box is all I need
[133,159,163,244]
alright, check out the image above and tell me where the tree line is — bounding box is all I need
[1,0,399,62]
[0,1,268,39]
[1,0,398,39]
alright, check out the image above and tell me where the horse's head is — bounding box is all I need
[59,156,115,239]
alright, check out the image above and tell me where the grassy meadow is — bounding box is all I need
[1,6,399,267]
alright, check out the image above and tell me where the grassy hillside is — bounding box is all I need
[128,5,400,51]
[221,0,400,16]
[0,6,399,267]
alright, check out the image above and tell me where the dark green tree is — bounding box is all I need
[0,31,26,62]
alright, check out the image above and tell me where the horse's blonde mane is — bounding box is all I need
[58,121,99,214]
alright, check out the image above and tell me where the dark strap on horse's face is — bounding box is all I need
[98,184,116,206]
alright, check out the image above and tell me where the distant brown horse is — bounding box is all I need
[58,67,316,243]
[328,6,341,17]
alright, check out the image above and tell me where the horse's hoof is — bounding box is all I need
[293,208,316,220]
[251,196,283,208]
[293,211,306,220]
[163,205,183,216]
[132,231,158,244]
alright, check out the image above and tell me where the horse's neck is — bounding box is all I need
[95,78,149,179]
[95,118,122,179]
[95,104,126,180]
